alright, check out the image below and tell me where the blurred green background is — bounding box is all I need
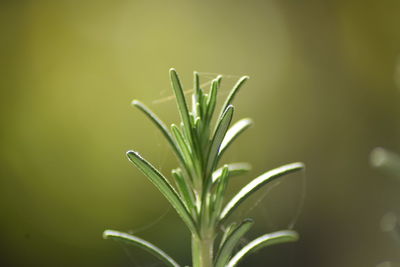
[1,0,400,266]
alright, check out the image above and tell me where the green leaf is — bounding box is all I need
[194,71,201,98]
[191,94,197,118]
[212,162,252,183]
[103,230,181,267]
[205,76,222,123]
[170,68,193,145]
[171,124,203,180]
[227,230,299,267]
[126,151,197,234]
[171,124,194,170]
[211,165,230,223]
[219,118,253,158]
[131,100,184,165]
[193,71,203,119]
[172,168,197,217]
[218,222,238,251]
[214,219,254,267]
[219,76,249,119]
[194,85,205,119]
[206,105,234,178]
[220,162,304,222]
[199,88,207,119]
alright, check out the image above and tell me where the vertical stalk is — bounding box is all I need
[192,233,214,267]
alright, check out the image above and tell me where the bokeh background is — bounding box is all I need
[2,1,400,266]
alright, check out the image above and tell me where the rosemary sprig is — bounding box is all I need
[104,69,304,267]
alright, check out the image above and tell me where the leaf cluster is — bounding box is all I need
[104,69,304,267]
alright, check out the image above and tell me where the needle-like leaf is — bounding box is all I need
[172,124,202,180]
[131,100,184,164]
[192,71,201,118]
[171,124,194,171]
[170,68,194,145]
[103,230,181,267]
[218,76,249,120]
[126,151,197,234]
[218,222,238,251]
[205,76,222,123]
[206,105,234,178]
[172,168,197,217]
[194,71,201,97]
[219,118,253,158]
[212,162,252,183]
[227,230,299,267]
[195,86,205,120]
[214,219,254,267]
[220,162,304,222]
[199,89,207,119]
[211,165,230,222]
[192,94,199,119]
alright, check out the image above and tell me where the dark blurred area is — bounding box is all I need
[1,0,400,266]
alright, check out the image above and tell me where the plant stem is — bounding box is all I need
[192,233,214,267]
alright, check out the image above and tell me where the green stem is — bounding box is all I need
[192,232,214,267]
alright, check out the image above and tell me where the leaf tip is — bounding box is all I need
[280,230,299,241]
[242,218,254,224]
[126,150,141,160]
[225,104,234,112]
[276,230,299,242]
[295,162,305,170]
[169,68,177,76]
[242,118,254,127]
[131,99,140,106]
[103,229,115,240]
